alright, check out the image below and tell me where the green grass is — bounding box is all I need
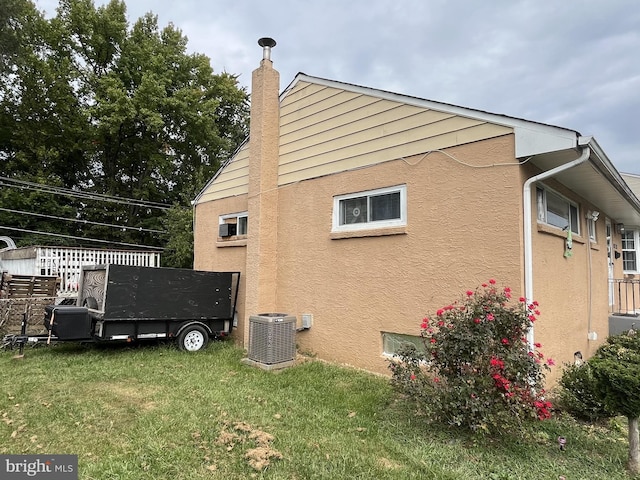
[0,340,636,479]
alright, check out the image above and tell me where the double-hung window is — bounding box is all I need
[536,186,579,234]
[622,230,638,272]
[332,185,407,232]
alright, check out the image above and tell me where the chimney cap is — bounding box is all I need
[258,37,277,48]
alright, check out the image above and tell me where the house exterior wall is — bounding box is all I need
[195,133,527,374]
[525,168,623,384]
[193,71,626,385]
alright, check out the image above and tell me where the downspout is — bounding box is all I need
[523,142,591,348]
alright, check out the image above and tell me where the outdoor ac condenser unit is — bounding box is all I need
[248,313,296,365]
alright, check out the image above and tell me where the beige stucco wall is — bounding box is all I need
[526,171,623,384]
[195,134,526,374]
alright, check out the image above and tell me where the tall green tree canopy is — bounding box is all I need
[0,0,249,265]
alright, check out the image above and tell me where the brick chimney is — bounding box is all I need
[244,38,280,343]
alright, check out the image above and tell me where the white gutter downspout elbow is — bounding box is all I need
[523,143,591,349]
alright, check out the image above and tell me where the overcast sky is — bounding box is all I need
[36,0,640,175]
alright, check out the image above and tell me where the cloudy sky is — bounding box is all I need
[36,0,640,175]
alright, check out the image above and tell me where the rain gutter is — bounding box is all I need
[523,139,591,348]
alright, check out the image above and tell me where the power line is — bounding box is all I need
[0,207,167,234]
[0,226,164,250]
[0,176,171,210]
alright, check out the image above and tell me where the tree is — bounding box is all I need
[0,0,249,263]
[589,332,640,474]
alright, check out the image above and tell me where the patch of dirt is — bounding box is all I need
[216,421,283,471]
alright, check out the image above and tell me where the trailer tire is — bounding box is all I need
[83,297,99,310]
[177,324,209,352]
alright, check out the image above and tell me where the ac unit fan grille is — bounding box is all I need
[248,315,296,364]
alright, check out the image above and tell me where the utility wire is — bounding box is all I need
[0,207,167,234]
[0,226,163,250]
[0,176,171,210]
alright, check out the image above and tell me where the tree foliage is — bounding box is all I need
[0,0,249,264]
[390,281,553,434]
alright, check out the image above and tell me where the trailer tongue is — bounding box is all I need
[3,265,240,352]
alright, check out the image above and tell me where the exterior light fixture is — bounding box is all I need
[616,223,625,234]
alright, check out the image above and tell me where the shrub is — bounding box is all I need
[557,363,611,421]
[389,280,554,434]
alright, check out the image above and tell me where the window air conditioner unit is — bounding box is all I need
[219,223,237,237]
[248,313,296,365]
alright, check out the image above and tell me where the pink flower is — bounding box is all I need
[547,358,556,366]
[534,310,541,316]
[501,338,509,345]
[410,374,416,380]
[504,287,511,293]
[433,377,440,383]
[430,338,436,344]
[466,290,474,296]
[528,315,536,322]
[486,313,495,321]
[420,322,427,329]
[437,320,445,327]
[436,309,444,316]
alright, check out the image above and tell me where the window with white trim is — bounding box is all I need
[333,185,407,232]
[219,212,248,237]
[536,186,579,235]
[622,229,638,272]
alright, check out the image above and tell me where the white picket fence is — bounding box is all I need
[0,246,161,296]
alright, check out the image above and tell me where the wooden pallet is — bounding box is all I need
[0,273,59,298]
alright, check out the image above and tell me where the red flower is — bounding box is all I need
[528,315,536,322]
[534,342,541,348]
[547,358,556,366]
[436,309,444,316]
[504,287,511,293]
[430,338,436,344]
[433,377,440,383]
[519,297,526,302]
[489,279,496,285]
[420,322,427,329]
[473,318,481,324]
[501,338,509,345]
[437,320,445,327]
[534,309,541,315]
[466,290,474,296]
[410,374,416,380]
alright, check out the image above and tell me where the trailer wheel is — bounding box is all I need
[178,325,209,352]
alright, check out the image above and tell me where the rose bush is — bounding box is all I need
[390,280,554,434]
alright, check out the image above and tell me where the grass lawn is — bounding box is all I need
[0,340,636,479]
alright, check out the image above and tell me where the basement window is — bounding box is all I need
[219,212,247,238]
[536,186,579,235]
[332,185,406,232]
[382,332,426,358]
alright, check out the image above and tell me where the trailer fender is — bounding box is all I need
[175,322,211,352]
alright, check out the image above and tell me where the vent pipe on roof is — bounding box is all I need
[258,37,276,61]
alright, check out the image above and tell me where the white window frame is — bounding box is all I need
[332,185,407,232]
[219,211,248,236]
[536,185,580,235]
[622,229,638,273]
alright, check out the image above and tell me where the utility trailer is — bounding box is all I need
[3,264,240,352]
